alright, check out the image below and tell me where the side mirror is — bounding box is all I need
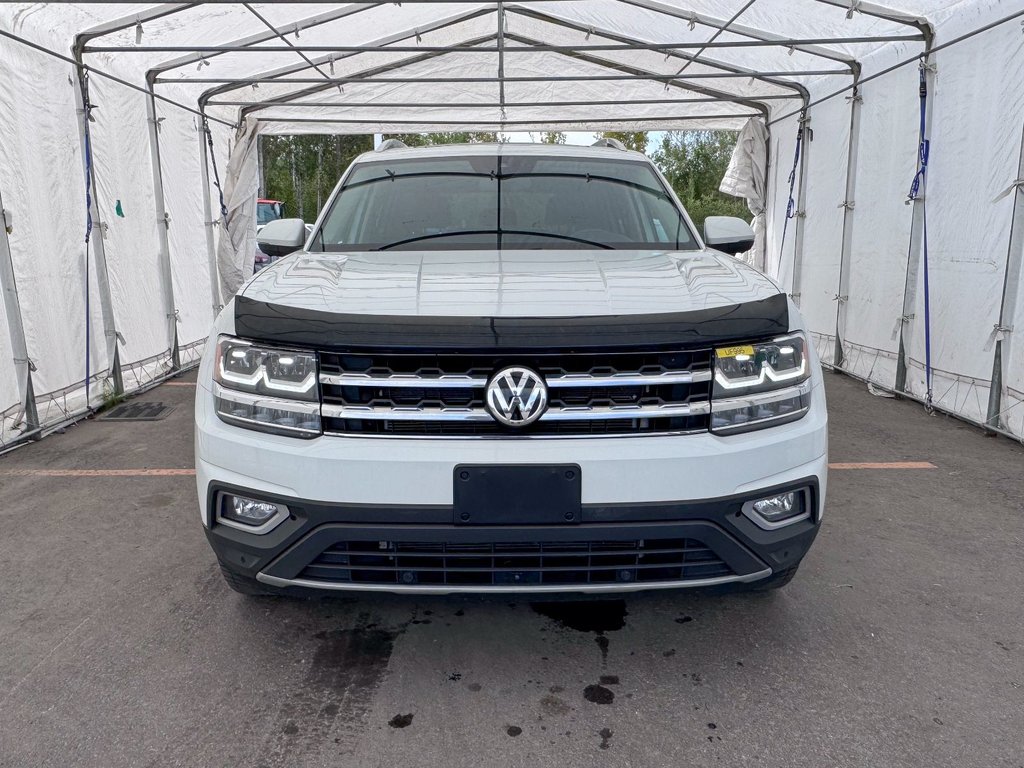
[256,218,307,258]
[703,216,754,255]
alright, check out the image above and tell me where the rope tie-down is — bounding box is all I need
[202,117,229,223]
[779,112,808,258]
[906,61,933,411]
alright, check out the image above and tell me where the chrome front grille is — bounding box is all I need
[318,349,713,437]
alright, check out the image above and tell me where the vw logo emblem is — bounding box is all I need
[485,366,549,427]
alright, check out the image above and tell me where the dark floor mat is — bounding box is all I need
[99,402,175,421]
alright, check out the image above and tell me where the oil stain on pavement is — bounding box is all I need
[530,600,627,666]
[262,611,400,765]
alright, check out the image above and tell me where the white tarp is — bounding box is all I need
[1,1,1023,445]
[719,117,769,270]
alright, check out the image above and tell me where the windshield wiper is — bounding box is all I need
[499,171,673,202]
[341,170,496,193]
[374,229,615,251]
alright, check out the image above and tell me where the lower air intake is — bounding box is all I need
[298,538,733,587]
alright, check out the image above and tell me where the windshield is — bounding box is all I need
[314,154,698,251]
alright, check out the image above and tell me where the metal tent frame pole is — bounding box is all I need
[197,117,223,318]
[833,77,863,368]
[178,71,844,86]
[207,96,801,108]
[80,3,384,77]
[144,74,181,370]
[985,118,1024,432]
[895,53,936,396]
[502,8,814,100]
[173,6,494,93]
[233,32,770,122]
[503,35,769,117]
[71,53,123,404]
[812,0,931,37]
[253,114,762,127]
[0,185,39,435]
[92,37,921,54]
[614,0,864,70]
[789,111,812,304]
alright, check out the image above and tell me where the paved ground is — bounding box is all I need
[0,371,1021,767]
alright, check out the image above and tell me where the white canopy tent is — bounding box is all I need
[1,1,1022,450]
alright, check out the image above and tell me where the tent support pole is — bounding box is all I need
[833,78,863,367]
[789,111,812,303]
[197,113,224,318]
[985,117,1024,432]
[144,75,180,370]
[895,52,936,395]
[497,2,506,125]
[0,186,39,435]
[72,55,122,402]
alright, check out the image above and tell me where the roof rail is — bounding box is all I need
[591,138,627,151]
[376,138,408,152]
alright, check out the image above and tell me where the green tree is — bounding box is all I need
[539,131,566,144]
[260,134,373,222]
[595,131,648,153]
[651,130,749,228]
[388,132,502,146]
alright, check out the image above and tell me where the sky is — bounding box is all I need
[502,130,664,153]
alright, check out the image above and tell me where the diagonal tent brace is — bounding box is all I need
[239,2,338,88]
[585,0,865,75]
[502,6,815,102]
[194,6,498,106]
[227,36,772,126]
[143,3,394,83]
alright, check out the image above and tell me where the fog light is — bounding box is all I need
[741,489,810,530]
[217,493,289,533]
[753,492,797,520]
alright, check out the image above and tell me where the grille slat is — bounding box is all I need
[319,348,713,437]
[298,538,734,587]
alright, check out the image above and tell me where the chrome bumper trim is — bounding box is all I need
[321,401,710,422]
[318,370,712,389]
[256,568,772,595]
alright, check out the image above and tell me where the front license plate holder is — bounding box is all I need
[453,464,582,525]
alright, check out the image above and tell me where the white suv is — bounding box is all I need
[195,141,827,597]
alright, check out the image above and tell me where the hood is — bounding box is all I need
[239,249,782,318]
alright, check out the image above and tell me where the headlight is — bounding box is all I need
[711,332,812,434]
[212,335,321,438]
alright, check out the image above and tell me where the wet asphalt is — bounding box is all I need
[0,371,1022,767]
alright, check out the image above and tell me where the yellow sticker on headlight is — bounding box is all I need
[716,345,756,359]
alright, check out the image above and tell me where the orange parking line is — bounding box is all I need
[0,468,196,477]
[828,461,936,470]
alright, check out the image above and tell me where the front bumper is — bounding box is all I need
[196,375,827,595]
[205,478,820,595]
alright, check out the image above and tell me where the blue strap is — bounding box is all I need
[83,105,94,245]
[779,118,804,256]
[81,78,94,405]
[203,117,229,221]
[907,63,933,408]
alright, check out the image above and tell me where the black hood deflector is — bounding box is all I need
[233,293,789,352]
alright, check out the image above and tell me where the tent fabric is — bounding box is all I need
[217,118,260,300]
[1,1,1024,447]
[719,117,769,269]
